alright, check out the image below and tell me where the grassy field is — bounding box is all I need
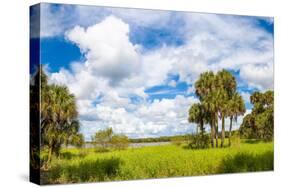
[41,141,273,184]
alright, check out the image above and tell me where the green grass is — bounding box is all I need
[41,141,273,184]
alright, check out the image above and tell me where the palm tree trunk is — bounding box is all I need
[200,119,204,136]
[211,124,214,148]
[221,114,225,147]
[215,125,218,148]
[47,145,53,164]
[210,116,215,148]
[229,116,233,147]
[215,115,219,148]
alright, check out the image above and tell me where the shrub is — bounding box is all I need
[111,134,129,150]
[92,128,130,151]
[187,134,210,149]
[230,133,241,148]
[171,137,184,146]
[92,128,113,152]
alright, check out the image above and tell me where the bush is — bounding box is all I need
[171,137,184,146]
[92,128,113,152]
[92,128,130,151]
[187,134,210,149]
[111,134,129,150]
[230,133,241,148]
[219,151,273,173]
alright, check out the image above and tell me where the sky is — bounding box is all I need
[32,3,274,141]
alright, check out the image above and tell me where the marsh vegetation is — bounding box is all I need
[35,68,274,184]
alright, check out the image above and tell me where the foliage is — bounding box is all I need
[41,142,273,184]
[92,128,113,152]
[129,135,188,143]
[171,137,185,146]
[240,91,274,141]
[229,132,241,148]
[192,69,245,148]
[111,134,129,150]
[194,71,217,147]
[187,134,210,149]
[40,67,83,165]
[188,103,207,135]
[219,151,273,173]
[92,128,129,151]
[227,93,245,146]
[30,66,41,170]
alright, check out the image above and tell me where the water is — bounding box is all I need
[66,142,171,149]
[129,142,170,148]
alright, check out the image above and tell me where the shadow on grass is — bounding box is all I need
[59,151,88,160]
[242,139,263,144]
[219,151,273,173]
[47,157,122,184]
[94,148,111,153]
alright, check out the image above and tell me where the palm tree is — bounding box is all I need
[195,71,217,147]
[188,103,205,135]
[216,69,237,147]
[227,93,245,146]
[40,70,83,164]
[193,70,243,148]
[203,90,221,148]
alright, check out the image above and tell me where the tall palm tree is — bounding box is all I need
[216,69,237,147]
[194,70,242,148]
[203,90,221,148]
[195,71,217,147]
[40,70,82,164]
[227,93,245,146]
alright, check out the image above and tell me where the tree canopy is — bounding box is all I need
[190,69,245,148]
[40,67,84,165]
[92,128,129,151]
[240,91,273,141]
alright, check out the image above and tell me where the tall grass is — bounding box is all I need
[41,141,273,184]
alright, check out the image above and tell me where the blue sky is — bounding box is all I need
[35,3,274,140]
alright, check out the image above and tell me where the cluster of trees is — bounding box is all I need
[188,70,246,148]
[40,67,84,165]
[240,91,274,141]
[92,128,129,151]
[129,135,189,143]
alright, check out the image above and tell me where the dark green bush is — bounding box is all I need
[187,134,210,149]
[219,151,273,173]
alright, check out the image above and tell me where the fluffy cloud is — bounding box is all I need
[241,91,251,105]
[43,4,274,90]
[40,4,76,37]
[180,14,274,86]
[66,16,141,86]
[46,8,273,140]
[39,4,174,38]
[240,63,274,90]
[79,95,198,140]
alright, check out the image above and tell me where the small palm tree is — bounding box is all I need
[227,93,246,146]
[188,103,205,135]
[195,71,217,147]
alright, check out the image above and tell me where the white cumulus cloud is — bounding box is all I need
[46,9,273,140]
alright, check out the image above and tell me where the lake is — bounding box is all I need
[65,142,171,148]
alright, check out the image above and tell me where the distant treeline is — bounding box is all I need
[83,130,243,145]
[129,131,242,143]
[129,135,187,143]
[86,135,190,144]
